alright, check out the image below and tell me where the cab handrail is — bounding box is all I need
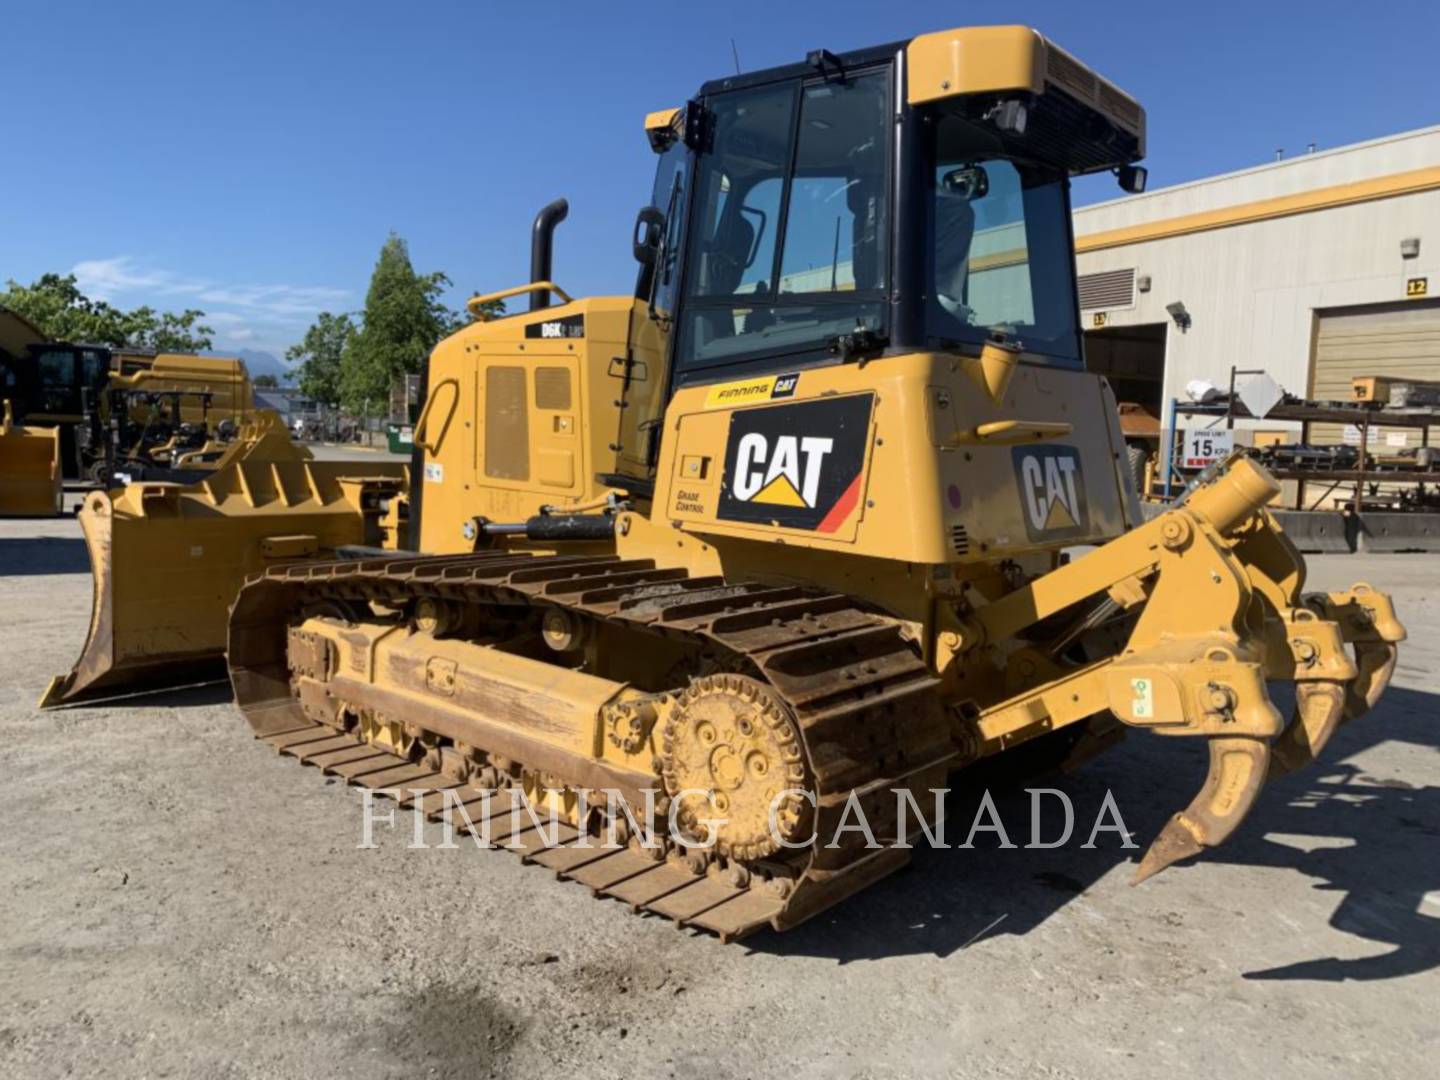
[465,281,573,320]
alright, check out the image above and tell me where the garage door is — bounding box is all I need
[1310,299,1440,448]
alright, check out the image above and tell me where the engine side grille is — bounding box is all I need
[534,366,573,411]
[485,366,529,480]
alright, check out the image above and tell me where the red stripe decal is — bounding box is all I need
[816,474,863,534]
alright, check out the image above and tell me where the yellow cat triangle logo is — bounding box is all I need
[753,474,807,507]
[1043,494,1077,531]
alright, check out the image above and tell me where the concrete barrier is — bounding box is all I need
[1355,512,1440,553]
[1270,510,1356,553]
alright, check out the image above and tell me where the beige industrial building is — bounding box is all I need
[1075,125,1440,453]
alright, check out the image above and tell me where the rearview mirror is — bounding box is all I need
[632,206,665,264]
[941,165,989,200]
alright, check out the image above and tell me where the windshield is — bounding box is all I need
[925,113,1080,366]
[675,70,890,378]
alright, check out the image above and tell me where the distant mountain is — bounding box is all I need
[206,348,292,385]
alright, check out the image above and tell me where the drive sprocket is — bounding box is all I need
[660,674,812,861]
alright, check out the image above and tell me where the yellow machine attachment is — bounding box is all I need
[41,412,404,707]
[170,437,233,468]
[130,427,232,471]
[219,24,1404,938]
[0,400,62,517]
[922,453,1405,879]
[108,352,257,428]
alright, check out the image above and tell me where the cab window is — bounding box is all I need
[677,70,890,379]
[80,349,109,387]
[36,349,76,387]
[924,113,1080,366]
[647,138,691,320]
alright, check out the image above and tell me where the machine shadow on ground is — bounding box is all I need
[1220,684,1440,983]
[0,535,90,576]
[755,685,1440,976]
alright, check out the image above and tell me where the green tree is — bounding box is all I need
[0,273,214,351]
[451,292,506,327]
[253,373,279,389]
[285,311,355,406]
[339,233,456,412]
[288,237,506,412]
[120,305,215,352]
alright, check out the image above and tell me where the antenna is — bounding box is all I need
[730,38,741,75]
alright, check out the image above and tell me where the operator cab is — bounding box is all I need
[636,26,1145,390]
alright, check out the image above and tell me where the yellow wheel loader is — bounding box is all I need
[0,399,62,517]
[113,24,1405,940]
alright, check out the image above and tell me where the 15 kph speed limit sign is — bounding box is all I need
[1181,428,1234,469]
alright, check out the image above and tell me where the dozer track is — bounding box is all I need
[229,551,957,942]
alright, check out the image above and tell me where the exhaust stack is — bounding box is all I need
[530,198,569,310]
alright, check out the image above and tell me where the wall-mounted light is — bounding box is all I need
[1166,301,1192,331]
[1137,274,1152,293]
[1115,164,1147,194]
[1401,237,1421,259]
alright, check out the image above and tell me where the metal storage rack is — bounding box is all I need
[1164,395,1440,512]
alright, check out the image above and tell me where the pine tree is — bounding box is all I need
[339,234,453,412]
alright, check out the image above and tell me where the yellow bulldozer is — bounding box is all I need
[54,24,1406,941]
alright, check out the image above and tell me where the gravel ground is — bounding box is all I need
[1,510,1436,1079]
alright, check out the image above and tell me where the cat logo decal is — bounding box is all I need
[1013,445,1090,541]
[718,394,872,533]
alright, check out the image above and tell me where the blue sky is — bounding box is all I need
[5,0,1436,360]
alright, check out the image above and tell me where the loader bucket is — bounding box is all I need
[0,401,62,517]
[40,423,404,708]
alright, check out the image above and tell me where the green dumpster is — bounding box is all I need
[386,423,414,454]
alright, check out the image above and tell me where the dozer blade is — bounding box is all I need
[0,402,62,518]
[41,429,404,708]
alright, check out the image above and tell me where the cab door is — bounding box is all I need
[615,134,690,480]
